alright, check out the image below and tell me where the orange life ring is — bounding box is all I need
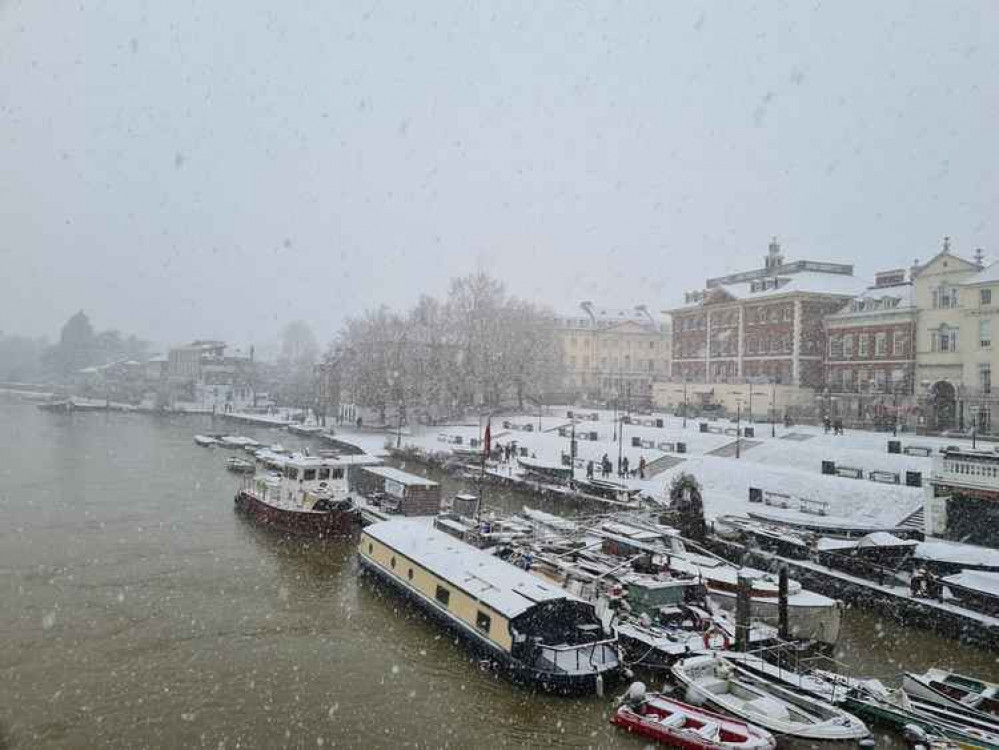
[702,626,731,650]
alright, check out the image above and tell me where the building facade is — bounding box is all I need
[554,302,669,406]
[958,260,999,434]
[912,242,983,430]
[660,240,864,415]
[167,340,256,410]
[823,270,917,425]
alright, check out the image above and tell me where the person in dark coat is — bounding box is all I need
[622,456,630,477]
[823,416,831,434]
[586,460,594,480]
[638,455,646,480]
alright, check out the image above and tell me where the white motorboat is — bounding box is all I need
[193,434,218,447]
[671,654,870,742]
[903,669,999,719]
[717,651,861,706]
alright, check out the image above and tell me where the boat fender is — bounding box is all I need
[595,674,604,698]
[701,626,730,650]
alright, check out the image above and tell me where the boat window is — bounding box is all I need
[368,542,373,554]
[435,585,450,607]
[407,568,414,581]
[331,468,344,480]
[475,611,491,634]
[303,469,317,481]
[390,556,396,569]
[318,468,330,481]
[284,467,298,480]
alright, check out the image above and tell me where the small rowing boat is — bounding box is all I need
[225,457,255,474]
[194,434,218,447]
[612,682,775,749]
[903,669,999,719]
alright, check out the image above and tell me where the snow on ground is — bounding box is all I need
[636,453,924,527]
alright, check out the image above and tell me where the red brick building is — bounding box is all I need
[667,240,864,389]
[823,270,917,422]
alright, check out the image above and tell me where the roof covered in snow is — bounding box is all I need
[363,519,579,618]
[942,569,999,597]
[673,271,867,310]
[364,466,438,487]
[964,260,999,286]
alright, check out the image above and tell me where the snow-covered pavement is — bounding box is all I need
[364,406,986,529]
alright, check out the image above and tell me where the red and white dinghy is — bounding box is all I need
[611,683,775,750]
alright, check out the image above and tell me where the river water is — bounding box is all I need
[2,401,997,749]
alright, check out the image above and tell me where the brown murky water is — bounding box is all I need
[2,402,997,749]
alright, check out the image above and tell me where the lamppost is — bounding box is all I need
[770,379,777,438]
[682,379,689,428]
[735,399,742,459]
[748,380,755,424]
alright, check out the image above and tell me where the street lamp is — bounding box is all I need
[735,399,742,459]
[682,379,689,428]
[771,379,777,438]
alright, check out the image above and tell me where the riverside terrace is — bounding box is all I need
[354,407,962,531]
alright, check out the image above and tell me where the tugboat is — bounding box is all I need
[234,453,358,537]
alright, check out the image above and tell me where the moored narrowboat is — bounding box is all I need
[358,519,621,694]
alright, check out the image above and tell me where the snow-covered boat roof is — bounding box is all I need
[363,466,438,487]
[255,450,381,468]
[364,519,580,618]
[942,570,999,597]
[816,532,916,553]
[915,540,999,569]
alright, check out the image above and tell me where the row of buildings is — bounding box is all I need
[77,340,260,411]
[556,238,998,432]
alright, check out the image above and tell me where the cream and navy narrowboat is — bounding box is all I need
[358,518,620,694]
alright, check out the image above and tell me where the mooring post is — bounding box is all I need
[778,566,789,641]
[735,574,752,652]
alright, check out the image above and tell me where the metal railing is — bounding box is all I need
[532,639,619,674]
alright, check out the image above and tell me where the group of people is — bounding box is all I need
[586,453,647,480]
[823,416,845,435]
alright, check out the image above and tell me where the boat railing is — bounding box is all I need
[532,638,619,674]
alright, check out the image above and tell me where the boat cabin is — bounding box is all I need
[246,454,354,511]
[351,466,441,516]
[359,519,619,689]
[621,575,707,623]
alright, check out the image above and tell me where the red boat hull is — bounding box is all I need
[234,490,357,538]
[611,697,774,749]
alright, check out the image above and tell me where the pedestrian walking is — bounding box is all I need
[622,456,630,477]
[638,455,646,480]
[823,416,831,434]
[586,460,594,480]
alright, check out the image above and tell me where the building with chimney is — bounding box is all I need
[658,239,864,416]
[554,302,670,406]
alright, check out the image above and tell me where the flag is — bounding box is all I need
[483,419,491,457]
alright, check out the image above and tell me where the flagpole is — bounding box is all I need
[477,414,490,523]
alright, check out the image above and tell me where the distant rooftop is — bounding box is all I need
[705,239,853,289]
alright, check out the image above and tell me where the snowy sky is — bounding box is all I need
[1,1,997,350]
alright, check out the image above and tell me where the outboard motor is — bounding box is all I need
[623,681,646,709]
[902,724,929,749]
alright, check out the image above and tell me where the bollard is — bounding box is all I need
[735,575,752,652]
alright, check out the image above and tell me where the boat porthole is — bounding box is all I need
[390,556,396,569]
